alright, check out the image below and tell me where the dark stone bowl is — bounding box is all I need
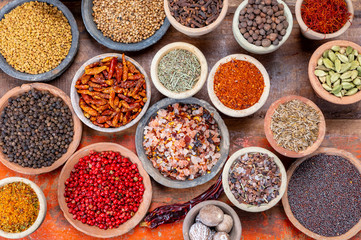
[0,0,79,81]
[135,97,230,189]
[81,0,170,51]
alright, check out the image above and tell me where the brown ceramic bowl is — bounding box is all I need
[264,95,326,158]
[0,83,82,175]
[308,40,361,105]
[282,147,361,240]
[57,142,152,238]
[182,200,242,240]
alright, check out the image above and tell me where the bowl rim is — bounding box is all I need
[264,95,326,158]
[57,142,153,238]
[0,83,83,175]
[308,40,361,105]
[0,0,79,81]
[207,54,270,117]
[295,0,354,40]
[150,42,208,99]
[0,177,47,239]
[182,200,242,240]
[222,147,287,212]
[232,0,293,54]
[81,0,170,51]
[70,53,151,133]
[135,97,230,189]
[163,0,229,36]
[282,147,361,240]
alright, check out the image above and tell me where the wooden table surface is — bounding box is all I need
[0,0,361,239]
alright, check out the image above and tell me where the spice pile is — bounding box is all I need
[169,0,223,28]
[228,152,281,206]
[143,103,221,181]
[158,49,201,93]
[92,0,165,43]
[214,59,264,110]
[271,99,320,152]
[75,55,147,128]
[0,89,74,168]
[288,154,361,237]
[64,151,145,230]
[301,0,351,34]
[315,45,361,97]
[0,182,39,233]
[238,0,289,47]
[0,1,72,74]
[189,204,233,240]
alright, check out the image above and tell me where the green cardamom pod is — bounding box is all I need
[331,73,340,83]
[317,58,323,66]
[331,46,340,52]
[340,63,352,73]
[333,79,341,88]
[351,70,359,80]
[340,47,346,54]
[316,65,330,71]
[345,88,358,96]
[358,55,361,65]
[353,49,359,56]
[340,71,353,79]
[341,90,346,97]
[335,92,343,97]
[349,54,355,62]
[328,51,337,62]
[315,70,327,77]
[335,59,342,72]
[353,78,361,86]
[342,82,354,90]
[342,78,353,82]
[319,76,327,83]
[337,53,349,63]
[346,46,354,55]
[350,60,360,70]
[326,76,332,87]
[322,83,332,91]
[323,50,329,58]
[323,58,334,69]
[331,85,343,94]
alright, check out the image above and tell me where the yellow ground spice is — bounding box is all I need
[0,1,72,74]
[0,182,39,233]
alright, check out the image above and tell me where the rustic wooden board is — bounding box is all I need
[0,0,361,239]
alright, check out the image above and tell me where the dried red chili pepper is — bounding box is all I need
[140,174,223,229]
[108,57,117,80]
[214,59,264,110]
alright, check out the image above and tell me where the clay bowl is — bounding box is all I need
[57,142,152,238]
[222,147,287,212]
[0,0,79,81]
[282,147,361,240]
[207,54,270,117]
[150,42,208,99]
[308,40,361,105]
[81,0,170,51]
[182,200,242,240]
[232,0,293,54]
[264,95,326,158]
[0,83,82,175]
[70,53,151,133]
[164,0,228,37]
[135,97,230,189]
[295,0,353,40]
[0,177,47,239]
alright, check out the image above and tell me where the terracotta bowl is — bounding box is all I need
[308,40,361,105]
[222,147,287,212]
[295,0,353,40]
[0,83,82,175]
[0,177,47,239]
[70,53,151,133]
[282,147,361,240]
[164,0,228,37]
[150,42,208,99]
[182,200,242,240]
[57,142,152,238]
[135,97,230,189]
[232,0,293,54]
[264,95,326,158]
[207,54,270,117]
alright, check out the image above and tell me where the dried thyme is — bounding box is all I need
[157,49,201,93]
[271,99,320,152]
[0,182,39,233]
[228,152,281,206]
